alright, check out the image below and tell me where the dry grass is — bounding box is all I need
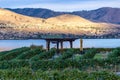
[0,8,120,35]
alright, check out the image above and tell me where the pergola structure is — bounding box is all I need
[43,38,83,53]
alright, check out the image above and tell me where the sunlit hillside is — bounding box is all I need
[0,8,120,37]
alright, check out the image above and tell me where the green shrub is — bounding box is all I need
[15,48,44,60]
[0,60,29,69]
[0,47,30,61]
[60,49,74,59]
[0,68,119,80]
[0,51,10,56]
[82,48,97,59]
[108,48,120,58]
[0,57,120,71]
[31,48,56,60]
[56,49,78,60]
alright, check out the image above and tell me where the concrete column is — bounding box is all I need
[46,40,50,51]
[80,39,83,51]
[70,41,73,48]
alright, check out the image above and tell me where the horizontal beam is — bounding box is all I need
[44,38,77,42]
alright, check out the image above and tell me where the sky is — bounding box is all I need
[0,0,120,12]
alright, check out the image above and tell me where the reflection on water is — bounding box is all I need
[0,39,120,51]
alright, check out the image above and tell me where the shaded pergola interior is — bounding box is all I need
[42,37,83,53]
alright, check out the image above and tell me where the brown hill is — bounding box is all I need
[0,8,120,36]
[0,8,44,31]
[0,8,44,23]
[47,14,91,23]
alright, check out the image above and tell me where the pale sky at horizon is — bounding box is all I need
[0,0,120,11]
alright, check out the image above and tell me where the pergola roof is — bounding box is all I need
[43,38,78,41]
[41,35,79,41]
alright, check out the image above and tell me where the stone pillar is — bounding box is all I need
[60,41,63,52]
[70,41,73,48]
[80,39,83,51]
[46,40,50,51]
[56,41,59,53]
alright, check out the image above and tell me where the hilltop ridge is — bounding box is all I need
[8,7,120,24]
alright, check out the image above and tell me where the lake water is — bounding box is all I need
[0,39,120,51]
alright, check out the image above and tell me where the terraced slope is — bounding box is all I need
[0,47,120,74]
[0,47,31,61]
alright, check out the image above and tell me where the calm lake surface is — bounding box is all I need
[0,39,120,51]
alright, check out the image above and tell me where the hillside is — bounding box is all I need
[46,14,91,23]
[0,8,120,39]
[0,8,44,29]
[7,8,64,18]
[8,7,120,24]
[73,7,120,24]
[0,47,120,79]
